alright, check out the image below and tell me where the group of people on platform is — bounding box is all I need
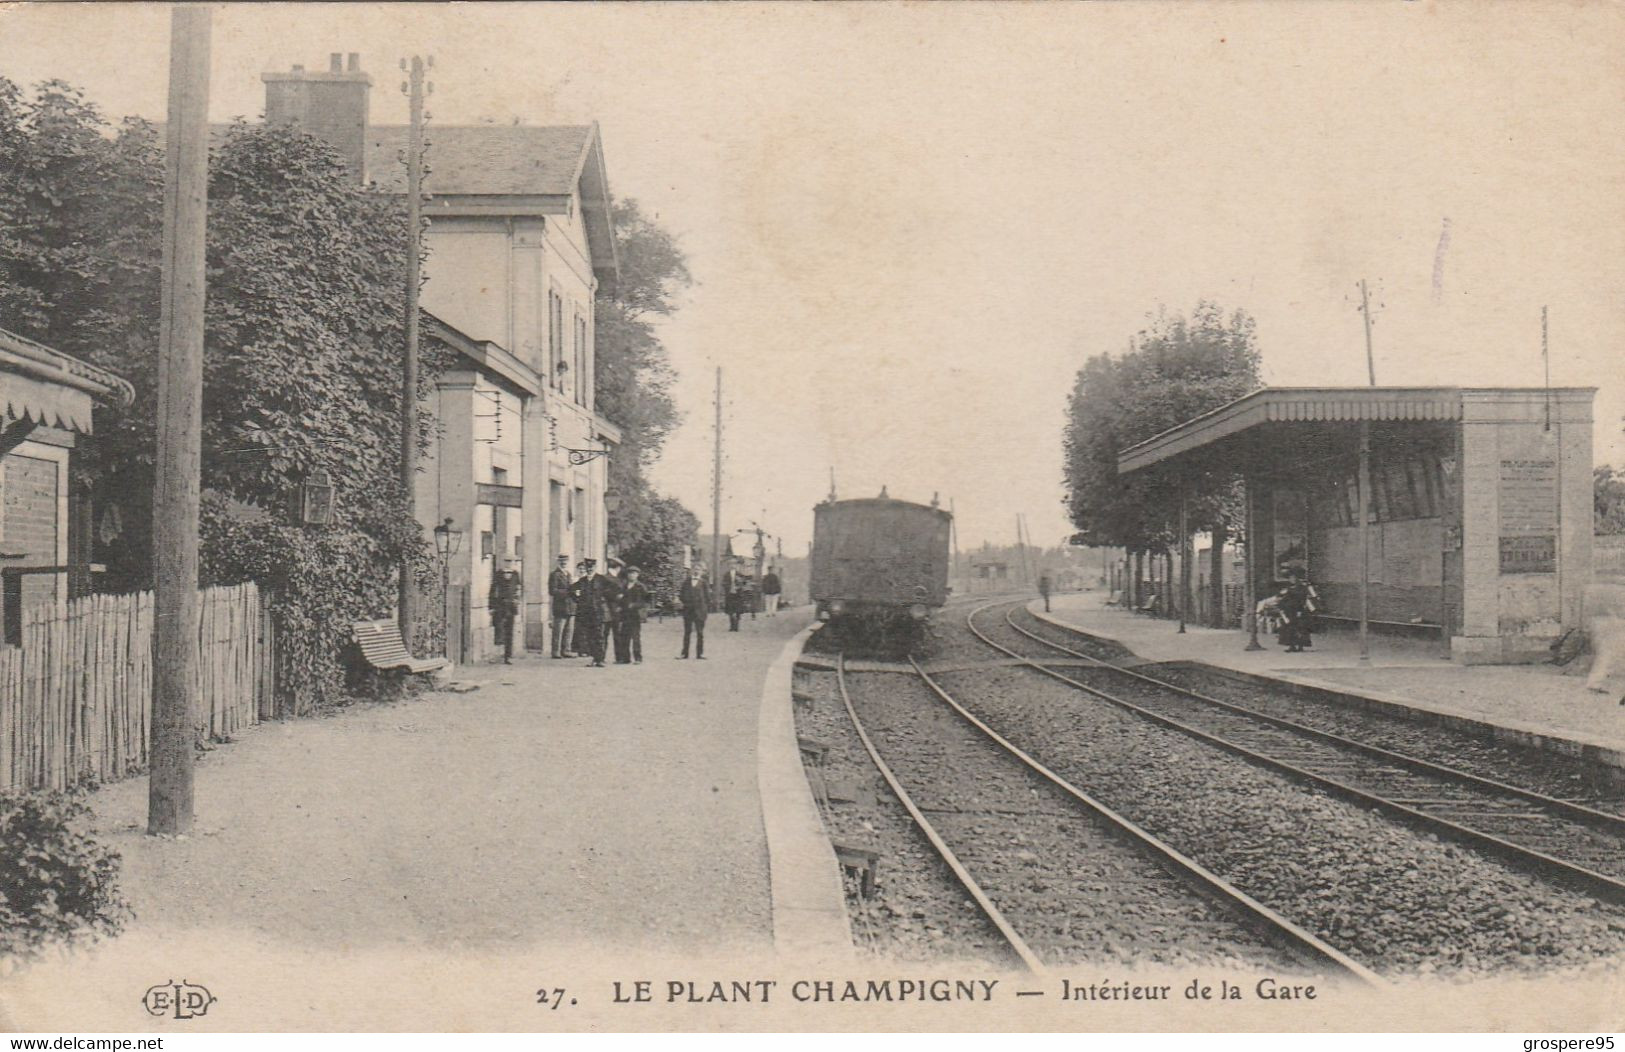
[719,566,783,632]
[492,555,787,667]
[543,555,652,667]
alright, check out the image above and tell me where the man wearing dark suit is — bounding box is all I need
[762,567,782,616]
[722,568,744,632]
[490,558,522,664]
[678,566,710,659]
[618,566,649,664]
[572,558,609,667]
[549,554,575,658]
[598,562,620,663]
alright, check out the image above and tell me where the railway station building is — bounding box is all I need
[1117,387,1595,664]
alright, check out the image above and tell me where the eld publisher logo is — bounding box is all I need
[142,980,216,1020]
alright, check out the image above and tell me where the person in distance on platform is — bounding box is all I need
[1038,571,1053,613]
[572,558,609,667]
[549,554,576,659]
[618,566,649,664]
[723,566,744,631]
[678,565,711,659]
[490,558,522,664]
[604,556,627,664]
[762,565,782,617]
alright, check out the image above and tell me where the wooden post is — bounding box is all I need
[1209,519,1227,628]
[149,4,210,836]
[398,55,426,652]
[1243,475,1262,650]
[1177,485,1189,633]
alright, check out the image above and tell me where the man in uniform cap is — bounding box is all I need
[604,556,627,664]
[549,554,576,658]
[678,565,710,660]
[572,557,609,667]
[490,557,522,664]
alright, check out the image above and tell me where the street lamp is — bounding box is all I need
[432,517,462,659]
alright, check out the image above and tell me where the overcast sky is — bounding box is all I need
[3,3,1621,553]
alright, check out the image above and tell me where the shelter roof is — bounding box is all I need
[1117,386,1592,475]
[0,327,135,435]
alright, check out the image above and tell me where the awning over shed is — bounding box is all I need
[0,327,135,435]
[1117,388,1473,475]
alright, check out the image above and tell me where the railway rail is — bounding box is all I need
[832,652,1377,982]
[964,599,1625,906]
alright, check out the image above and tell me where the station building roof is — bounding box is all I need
[1117,386,1594,476]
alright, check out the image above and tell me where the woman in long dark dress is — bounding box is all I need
[1276,571,1317,652]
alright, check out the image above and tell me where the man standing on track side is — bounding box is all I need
[679,565,710,659]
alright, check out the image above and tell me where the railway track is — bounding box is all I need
[833,652,1377,981]
[965,599,1625,905]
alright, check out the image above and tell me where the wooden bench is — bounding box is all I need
[351,619,451,675]
[1135,593,1159,615]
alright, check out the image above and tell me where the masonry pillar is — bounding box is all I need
[521,393,552,651]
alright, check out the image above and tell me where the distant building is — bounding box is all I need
[260,54,622,661]
[0,327,133,642]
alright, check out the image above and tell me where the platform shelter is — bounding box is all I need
[1117,387,1595,664]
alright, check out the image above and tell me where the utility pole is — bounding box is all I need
[949,497,961,593]
[1359,279,1377,387]
[149,4,210,836]
[398,55,428,651]
[711,367,723,594]
[1356,278,1376,662]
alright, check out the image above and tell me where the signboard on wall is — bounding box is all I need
[1498,458,1557,574]
[1272,489,1308,574]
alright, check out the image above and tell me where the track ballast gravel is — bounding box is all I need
[928,601,1625,978]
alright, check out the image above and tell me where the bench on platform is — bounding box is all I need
[351,619,450,675]
[1135,593,1159,615]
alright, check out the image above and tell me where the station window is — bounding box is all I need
[573,313,589,407]
[549,290,565,393]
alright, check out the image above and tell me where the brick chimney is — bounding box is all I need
[262,52,371,183]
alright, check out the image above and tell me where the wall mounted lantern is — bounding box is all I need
[299,471,335,525]
[433,516,463,558]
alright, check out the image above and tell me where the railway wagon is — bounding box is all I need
[810,497,952,640]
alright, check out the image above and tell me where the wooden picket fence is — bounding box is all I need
[0,582,274,791]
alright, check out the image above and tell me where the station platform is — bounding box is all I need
[1035,592,1625,772]
[2,608,850,1031]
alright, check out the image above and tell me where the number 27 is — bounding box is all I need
[536,987,567,1010]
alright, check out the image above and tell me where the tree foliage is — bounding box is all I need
[0,77,449,709]
[1063,302,1263,551]
[1598,465,1625,535]
[594,197,702,561]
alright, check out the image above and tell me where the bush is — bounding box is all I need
[201,497,434,715]
[0,790,129,959]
